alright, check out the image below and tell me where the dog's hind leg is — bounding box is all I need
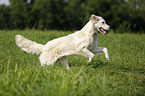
[39,52,57,66]
[58,56,69,70]
[91,47,110,60]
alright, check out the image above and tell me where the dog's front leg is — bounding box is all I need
[91,47,110,60]
[81,48,94,63]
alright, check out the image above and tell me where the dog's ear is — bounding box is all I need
[89,14,99,22]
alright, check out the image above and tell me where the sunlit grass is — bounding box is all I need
[0,30,145,96]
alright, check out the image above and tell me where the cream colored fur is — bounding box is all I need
[15,15,110,69]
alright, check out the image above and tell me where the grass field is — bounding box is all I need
[0,30,145,96]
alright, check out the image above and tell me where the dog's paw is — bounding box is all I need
[66,66,70,70]
[107,58,110,60]
[86,60,91,64]
[86,57,93,64]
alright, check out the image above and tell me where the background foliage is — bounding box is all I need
[0,0,145,33]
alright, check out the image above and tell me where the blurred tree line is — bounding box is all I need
[0,0,145,33]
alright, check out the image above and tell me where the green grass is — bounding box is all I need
[0,30,145,96]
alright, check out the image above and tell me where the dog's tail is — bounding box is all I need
[15,35,44,55]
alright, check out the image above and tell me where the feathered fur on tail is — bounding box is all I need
[15,35,44,55]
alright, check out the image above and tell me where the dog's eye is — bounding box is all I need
[102,22,105,24]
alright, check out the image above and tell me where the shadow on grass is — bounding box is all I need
[69,58,110,69]
[88,60,110,69]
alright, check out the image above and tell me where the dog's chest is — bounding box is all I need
[88,33,99,50]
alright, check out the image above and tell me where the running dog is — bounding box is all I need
[15,14,110,69]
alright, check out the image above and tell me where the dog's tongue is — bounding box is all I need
[101,29,106,34]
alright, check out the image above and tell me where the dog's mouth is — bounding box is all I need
[98,27,107,34]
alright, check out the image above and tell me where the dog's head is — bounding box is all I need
[89,14,110,34]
